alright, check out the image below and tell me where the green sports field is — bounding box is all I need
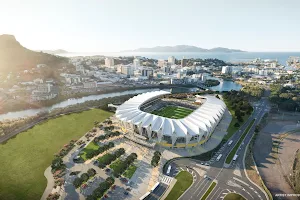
[151,106,193,119]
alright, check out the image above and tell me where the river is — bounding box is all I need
[0,82,240,121]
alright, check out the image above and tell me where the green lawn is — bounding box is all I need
[110,159,122,171]
[0,109,113,200]
[123,164,137,179]
[224,193,246,200]
[165,171,193,200]
[201,181,217,200]
[152,106,193,119]
[80,140,99,160]
[225,119,255,164]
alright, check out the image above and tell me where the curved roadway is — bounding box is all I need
[165,98,270,200]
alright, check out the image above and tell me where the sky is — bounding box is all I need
[0,0,300,52]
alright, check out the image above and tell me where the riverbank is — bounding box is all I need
[0,93,138,143]
[0,109,113,200]
[0,84,202,118]
[0,85,161,115]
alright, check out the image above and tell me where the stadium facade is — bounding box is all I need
[115,90,227,148]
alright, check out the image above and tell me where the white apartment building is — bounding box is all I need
[221,66,232,74]
[105,57,114,67]
[168,56,175,65]
[259,70,268,76]
[133,58,140,69]
[33,78,43,84]
[158,59,165,67]
[121,65,133,76]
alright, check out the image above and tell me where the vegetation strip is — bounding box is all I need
[224,193,246,200]
[201,181,217,200]
[165,171,193,200]
[226,119,255,164]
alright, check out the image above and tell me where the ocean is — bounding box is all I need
[57,51,300,66]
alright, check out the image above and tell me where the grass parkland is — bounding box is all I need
[0,109,113,200]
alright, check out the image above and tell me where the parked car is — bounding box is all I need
[93,160,99,165]
[120,177,128,183]
[124,191,129,195]
[105,168,111,173]
[111,185,116,190]
[80,144,86,149]
[126,187,132,191]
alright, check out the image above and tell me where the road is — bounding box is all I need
[165,98,270,200]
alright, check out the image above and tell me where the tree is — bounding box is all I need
[87,168,97,177]
[86,194,97,200]
[234,122,240,127]
[80,173,89,182]
[106,177,115,185]
[108,142,115,148]
[51,157,65,171]
[73,177,82,188]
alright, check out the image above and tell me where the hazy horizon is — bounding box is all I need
[1,0,300,52]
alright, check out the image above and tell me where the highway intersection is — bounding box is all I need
[164,99,270,200]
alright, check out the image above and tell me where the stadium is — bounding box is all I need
[115,90,227,148]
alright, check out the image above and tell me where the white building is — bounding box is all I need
[76,65,85,72]
[36,64,47,68]
[33,78,43,84]
[221,66,232,74]
[83,81,97,88]
[31,83,56,101]
[121,65,133,76]
[105,57,114,67]
[133,58,140,69]
[168,56,175,65]
[158,59,165,67]
[258,70,268,76]
[141,68,153,77]
[116,91,226,148]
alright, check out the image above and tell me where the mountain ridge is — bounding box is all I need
[123,45,245,53]
[0,34,68,73]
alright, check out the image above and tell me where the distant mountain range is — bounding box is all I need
[0,34,68,73]
[39,49,68,54]
[123,45,245,53]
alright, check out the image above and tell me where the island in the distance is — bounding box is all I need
[39,49,69,54]
[123,45,245,53]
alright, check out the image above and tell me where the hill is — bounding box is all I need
[123,45,244,53]
[0,34,68,73]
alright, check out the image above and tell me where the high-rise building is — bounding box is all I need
[142,68,153,77]
[133,58,140,69]
[168,56,175,65]
[221,66,232,74]
[181,57,187,67]
[163,66,171,74]
[158,59,165,67]
[121,65,133,76]
[105,57,114,67]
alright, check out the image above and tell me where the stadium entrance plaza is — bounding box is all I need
[106,107,232,200]
[45,101,232,199]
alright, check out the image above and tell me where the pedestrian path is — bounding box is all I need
[160,175,174,185]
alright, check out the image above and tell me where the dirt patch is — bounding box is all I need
[253,118,299,200]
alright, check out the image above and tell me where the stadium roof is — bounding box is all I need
[116,90,226,143]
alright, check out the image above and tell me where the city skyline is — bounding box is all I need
[1,0,300,52]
